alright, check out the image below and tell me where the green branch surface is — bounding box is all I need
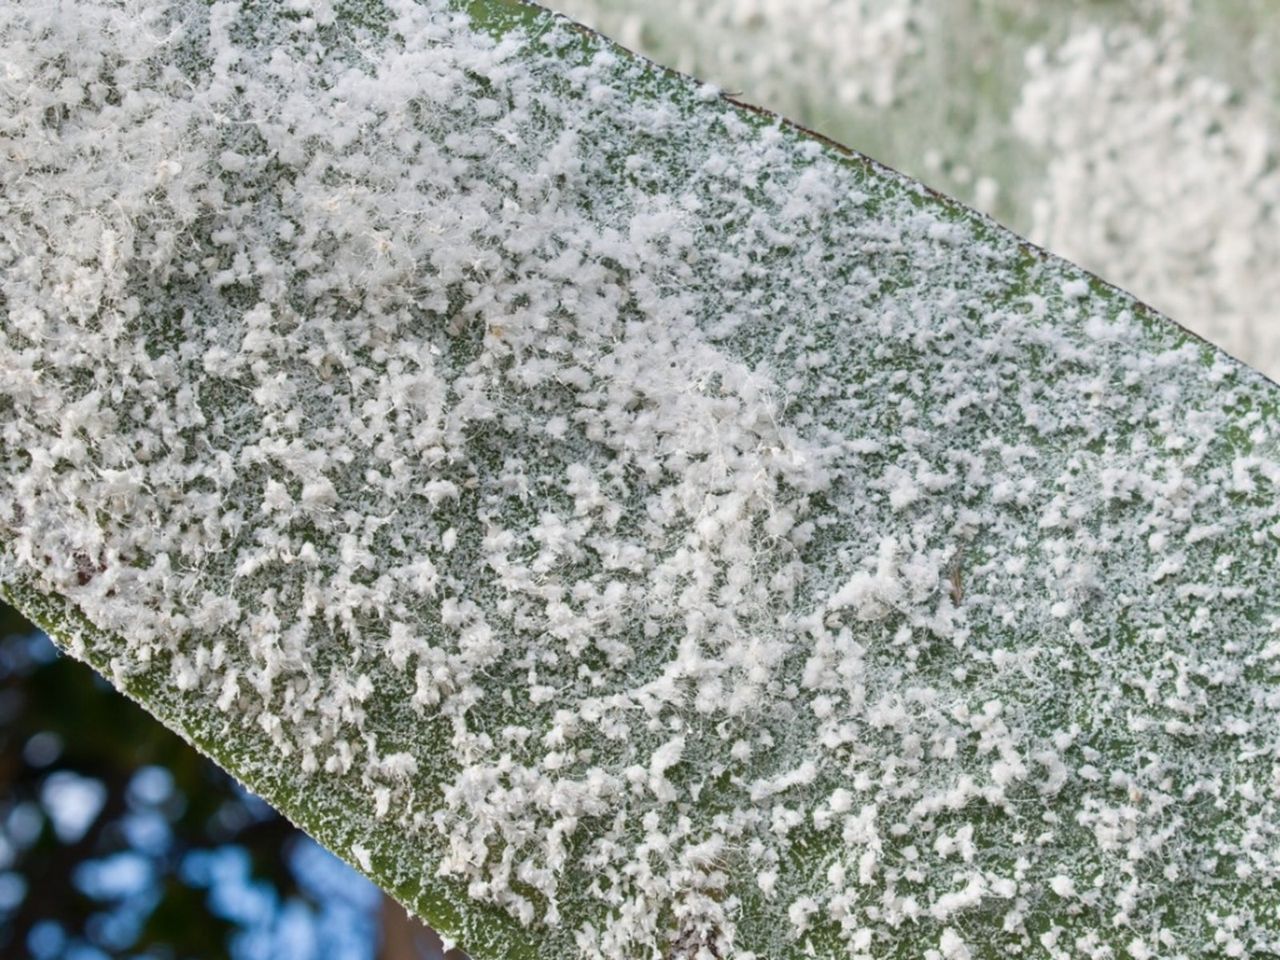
[1,1,1278,958]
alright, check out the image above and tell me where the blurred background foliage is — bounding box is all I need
[557,0,1280,380]
[0,600,394,959]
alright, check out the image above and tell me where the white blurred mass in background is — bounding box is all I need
[554,0,1280,380]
